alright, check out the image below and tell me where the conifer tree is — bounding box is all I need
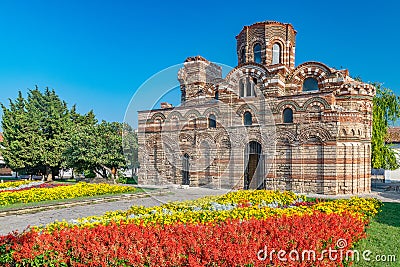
[1,91,41,176]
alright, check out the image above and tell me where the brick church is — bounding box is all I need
[137,21,375,194]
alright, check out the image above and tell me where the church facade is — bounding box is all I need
[137,21,375,195]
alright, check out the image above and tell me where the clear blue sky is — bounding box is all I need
[0,0,399,128]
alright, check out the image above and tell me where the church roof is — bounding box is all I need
[236,20,297,38]
[252,20,294,27]
[184,55,209,63]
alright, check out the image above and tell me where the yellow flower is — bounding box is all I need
[41,189,382,232]
[0,182,135,206]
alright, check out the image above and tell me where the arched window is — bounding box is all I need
[243,111,252,126]
[303,77,319,91]
[239,79,244,97]
[169,117,179,130]
[239,77,256,97]
[283,108,293,123]
[174,117,179,130]
[246,78,252,96]
[200,141,211,185]
[253,43,261,64]
[155,118,162,131]
[208,114,216,128]
[240,48,246,64]
[272,43,281,64]
[182,153,190,185]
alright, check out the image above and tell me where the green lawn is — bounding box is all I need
[352,202,400,266]
[0,176,19,181]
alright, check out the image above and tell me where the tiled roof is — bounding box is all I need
[236,21,297,39]
[386,127,400,143]
[184,55,209,63]
[0,132,3,143]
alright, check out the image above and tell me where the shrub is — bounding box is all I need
[83,170,96,178]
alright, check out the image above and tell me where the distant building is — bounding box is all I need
[137,21,375,194]
[383,127,400,182]
[0,133,12,176]
[386,127,400,146]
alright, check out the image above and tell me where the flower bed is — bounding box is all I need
[0,182,136,206]
[0,180,33,190]
[0,190,382,266]
[1,212,366,267]
[0,182,69,193]
[42,190,381,231]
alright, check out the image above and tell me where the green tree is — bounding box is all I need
[371,83,400,170]
[63,108,99,175]
[2,87,128,181]
[1,91,42,177]
[26,87,71,180]
[96,121,127,182]
[122,123,139,177]
[1,87,71,180]
[65,117,127,181]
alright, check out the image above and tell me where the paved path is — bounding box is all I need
[305,191,400,202]
[0,187,229,235]
[304,182,400,203]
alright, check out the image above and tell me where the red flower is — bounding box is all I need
[1,211,367,267]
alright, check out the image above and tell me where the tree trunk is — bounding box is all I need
[94,168,108,179]
[52,168,59,180]
[111,167,117,184]
[99,165,113,179]
[45,166,53,181]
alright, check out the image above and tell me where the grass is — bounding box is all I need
[352,202,400,266]
[53,179,78,183]
[0,176,19,181]
[0,187,152,212]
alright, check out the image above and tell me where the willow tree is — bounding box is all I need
[371,83,400,170]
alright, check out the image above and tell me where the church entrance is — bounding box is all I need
[244,141,263,189]
[182,153,190,185]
